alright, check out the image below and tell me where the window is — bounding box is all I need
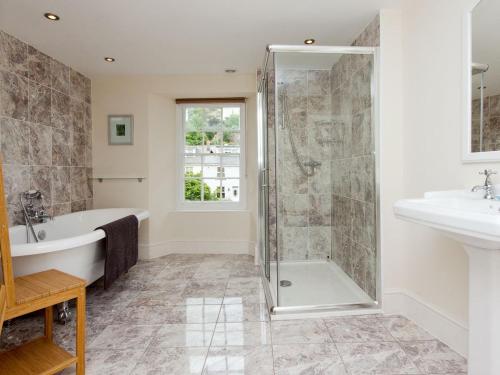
[177,102,245,210]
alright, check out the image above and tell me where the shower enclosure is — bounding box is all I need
[257,45,380,314]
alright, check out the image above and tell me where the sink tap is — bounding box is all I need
[472,169,497,199]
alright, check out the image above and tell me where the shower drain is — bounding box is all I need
[280,280,292,287]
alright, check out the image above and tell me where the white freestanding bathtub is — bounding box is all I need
[5,208,150,285]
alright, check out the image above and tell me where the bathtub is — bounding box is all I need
[6,208,149,285]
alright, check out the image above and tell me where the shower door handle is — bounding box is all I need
[260,169,268,189]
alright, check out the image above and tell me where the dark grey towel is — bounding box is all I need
[96,215,139,289]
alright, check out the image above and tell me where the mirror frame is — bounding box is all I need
[462,0,500,162]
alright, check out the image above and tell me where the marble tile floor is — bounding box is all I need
[0,254,467,374]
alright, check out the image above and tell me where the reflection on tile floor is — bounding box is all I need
[0,254,467,374]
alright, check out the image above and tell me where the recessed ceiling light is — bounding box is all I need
[304,38,315,45]
[104,57,116,62]
[225,69,237,73]
[44,12,60,21]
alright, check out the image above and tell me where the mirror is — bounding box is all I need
[466,0,500,159]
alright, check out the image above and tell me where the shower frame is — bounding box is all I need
[257,44,382,316]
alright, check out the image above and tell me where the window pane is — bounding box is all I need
[203,155,220,164]
[185,165,202,178]
[206,108,222,130]
[223,107,240,130]
[223,132,240,145]
[185,155,202,165]
[203,179,221,201]
[184,178,202,201]
[203,132,222,153]
[221,155,239,167]
[185,131,203,146]
[220,179,240,202]
[222,166,239,178]
[185,108,204,132]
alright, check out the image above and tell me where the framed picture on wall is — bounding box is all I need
[108,115,134,145]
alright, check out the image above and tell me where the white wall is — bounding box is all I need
[380,0,500,356]
[92,74,258,257]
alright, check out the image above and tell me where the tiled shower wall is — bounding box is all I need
[0,31,93,225]
[330,16,379,299]
[275,69,333,261]
[471,94,500,152]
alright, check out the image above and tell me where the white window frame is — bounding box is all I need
[176,102,246,211]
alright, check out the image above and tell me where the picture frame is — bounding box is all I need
[108,115,134,145]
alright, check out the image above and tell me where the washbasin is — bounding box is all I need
[394,187,500,375]
[395,189,500,249]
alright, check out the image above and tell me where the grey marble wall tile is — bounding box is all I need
[85,199,93,210]
[1,31,92,224]
[352,109,372,157]
[71,143,86,166]
[51,166,71,204]
[282,226,308,260]
[3,164,29,206]
[29,123,52,165]
[308,95,331,116]
[0,117,29,164]
[51,90,71,130]
[280,159,308,195]
[70,97,84,133]
[331,117,351,159]
[70,166,87,201]
[52,202,71,216]
[70,68,87,101]
[350,156,375,203]
[282,194,308,227]
[50,58,70,94]
[0,31,27,77]
[351,65,372,115]
[30,166,51,206]
[52,128,71,166]
[86,167,93,199]
[307,70,331,96]
[332,195,352,236]
[308,226,331,260]
[309,194,331,226]
[84,102,92,130]
[351,200,376,250]
[308,122,332,162]
[28,81,51,125]
[85,145,93,168]
[308,159,331,194]
[351,242,376,298]
[0,70,28,120]
[490,94,500,117]
[27,46,50,86]
[278,70,307,96]
[331,159,350,197]
[71,200,86,213]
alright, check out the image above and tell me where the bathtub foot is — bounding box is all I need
[56,302,72,324]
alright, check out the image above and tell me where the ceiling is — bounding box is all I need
[0,0,398,78]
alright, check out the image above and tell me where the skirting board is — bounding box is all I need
[383,288,468,358]
[139,240,255,259]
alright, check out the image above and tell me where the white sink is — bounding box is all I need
[395,189,500,375]
[395,189,500,249]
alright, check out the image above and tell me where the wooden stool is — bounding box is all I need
[0,158,86,374]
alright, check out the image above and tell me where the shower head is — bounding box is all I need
[472,62,489,75]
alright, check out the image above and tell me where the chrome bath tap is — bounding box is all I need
[20,190,53,242]
[472,169,497,200]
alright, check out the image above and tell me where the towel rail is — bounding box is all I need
[89,177,146,183]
